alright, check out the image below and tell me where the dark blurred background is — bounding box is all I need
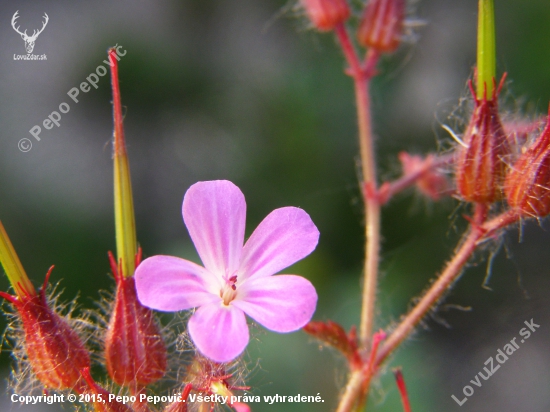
[1,1,550,411]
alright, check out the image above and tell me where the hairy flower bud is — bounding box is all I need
[357,0,405,53]
[455,80,510,203]
[0,268,90,391]
[301,0,350,32]
[505,111,550,217]
[105,253,167,387]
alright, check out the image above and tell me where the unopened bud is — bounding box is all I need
[105,253,167,387]
[455,79,510,203]
[301,0,350,32]
[357,0,405,53]
[505,110,550,217]
[0,268,90,391]
[398,152,450,201]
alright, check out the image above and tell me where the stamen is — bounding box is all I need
[221,275,238,305]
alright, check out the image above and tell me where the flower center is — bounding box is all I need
[220,275,238,306]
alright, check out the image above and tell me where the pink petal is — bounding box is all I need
[239,207,319,280]
[233,275,317,332]
[232,403,251,412]
[183,180,246,277]
[135,256,219,312]
[188,303,249,363]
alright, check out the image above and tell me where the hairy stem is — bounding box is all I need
[375,205,518,367]
[335,369,363,412]
[334,24,381,349]
[376,224,482,365]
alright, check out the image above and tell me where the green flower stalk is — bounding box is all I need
[111,47,137,279]
[477,0,496,99]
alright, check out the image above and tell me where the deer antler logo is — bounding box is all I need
[11,11,49,54]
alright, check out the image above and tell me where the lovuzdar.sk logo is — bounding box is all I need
[12,10,48,61]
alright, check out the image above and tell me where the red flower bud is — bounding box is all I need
[505,110,550,217]
[455,78,511,203]
[0,267,90,391]
[105,252,167,388]
[301,0,350,32]
[357,0,405,53]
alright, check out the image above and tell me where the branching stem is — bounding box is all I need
[335,205,519,412]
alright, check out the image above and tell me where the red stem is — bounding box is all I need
[335,23,381,349]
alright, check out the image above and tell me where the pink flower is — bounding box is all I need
[135,180,319,363]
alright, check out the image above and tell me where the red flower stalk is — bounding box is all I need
[357,0,405,53]
[455,77,511,203]
[301,0,350,32]
[105,251,167,388]
[505,108,550,217]
[0,267,90,392]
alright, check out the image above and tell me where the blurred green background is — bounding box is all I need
[1,1,550,411]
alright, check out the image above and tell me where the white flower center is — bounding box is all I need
[220,275,238,306]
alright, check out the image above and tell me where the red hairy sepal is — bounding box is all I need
[455,76,511,204]
[105,252,167,388]
[505,107,550,217]
[303,321,361,369]
[0,267,90,391]
[357,0,405,53]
